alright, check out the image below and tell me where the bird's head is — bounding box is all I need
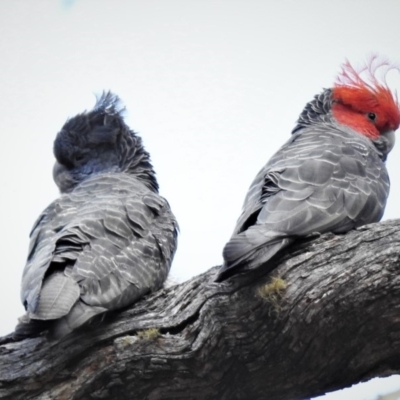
[53,92,158,193]
[331,56,400,155]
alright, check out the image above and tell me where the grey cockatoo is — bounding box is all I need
[217,56,400,281]
[16,92,178,338]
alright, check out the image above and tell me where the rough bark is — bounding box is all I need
[1,219,400,400]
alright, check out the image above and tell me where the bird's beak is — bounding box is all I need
[53,161,75,193]
[381,130,396,154]
[53,161,67,181]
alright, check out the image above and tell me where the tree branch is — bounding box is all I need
[1,220,400,400]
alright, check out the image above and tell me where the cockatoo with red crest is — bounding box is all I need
[217,56,400,281]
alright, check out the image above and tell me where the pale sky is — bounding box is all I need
[1,1,400,399]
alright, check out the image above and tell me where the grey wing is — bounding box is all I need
[20,174,178,337]
[72,191,178,311]
[219,128,389,279]
[21,202,65,312]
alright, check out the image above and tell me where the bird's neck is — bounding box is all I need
[118,133,159,192]
[292,89,333,134]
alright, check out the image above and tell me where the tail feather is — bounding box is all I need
[50,301,106,339]
[30,272,80,320]
[15,272,107,340]
[216,227,292,281]
[14,301,107,341]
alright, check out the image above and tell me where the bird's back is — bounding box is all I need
[20,172,178,337]
[236,125,389,236]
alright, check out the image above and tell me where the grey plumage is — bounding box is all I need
[217,86,397,281]
[17,92,178,338]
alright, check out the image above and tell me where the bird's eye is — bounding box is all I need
[75,154,85,162]
[367,112,377,121]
